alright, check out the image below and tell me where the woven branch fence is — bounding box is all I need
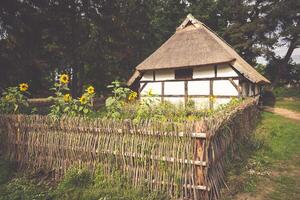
[0,99,259,200]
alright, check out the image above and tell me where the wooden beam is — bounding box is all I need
[161,82,164,102]
[209,80,213,109]
[229,78,242,97]
[184,81,188,105]
[140,76,240,83]
[138,82,147,94]
[140,94,238,98]
[214,65,217,77]
[153,71,156,81]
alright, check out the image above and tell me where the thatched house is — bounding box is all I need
[127,14,270,109]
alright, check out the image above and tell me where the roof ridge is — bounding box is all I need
[176,13,203,31]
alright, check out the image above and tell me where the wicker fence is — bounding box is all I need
[0,99,259,200]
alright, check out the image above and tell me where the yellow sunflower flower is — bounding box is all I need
[19,83,29,92]
[86,86,95,95]
[128,92,137,101]
[59,74,69,84]
[79,95,88,104]
[63,94,72,102]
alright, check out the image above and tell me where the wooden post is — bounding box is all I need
[184,81,188,105]
[229,78,242,98]
[161,82,165,102]
[194,121,208,199]
[209,80,213,110]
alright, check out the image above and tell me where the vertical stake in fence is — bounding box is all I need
[194,121,208,199]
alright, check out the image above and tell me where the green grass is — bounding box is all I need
[222,111,300,199]
[0,160,170,200]
[273,87,300,98]
[254,112,300,161]
[275,97,300,112]
[268,175,300,200]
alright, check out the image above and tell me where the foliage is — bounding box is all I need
[0,0,297,92]
[273,86,300,98]
[104,81,244,122]
[104,80,132,119]
[48,74,95,118]
[0,84,32,114]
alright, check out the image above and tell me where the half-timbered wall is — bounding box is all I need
[139,64,251,109]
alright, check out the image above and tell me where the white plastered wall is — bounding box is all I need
[164,81,185,95]
[155,69,175,81]
[188,81,210,95]
[138,64,242,109]
[213,80,239,96]
[193,66,214,78]
[140,71,154,81]
[189,97,210,109]
[214,98,232,108]
[217,64,239,77]
[164,97,185,105]
[141,82,162,95]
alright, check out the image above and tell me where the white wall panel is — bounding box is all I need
[214,98,232,108]
[164,81,185,95]
[141,82,162,95]
[141,71,153,81]
[193,66,214,78]
[188,81,210,95]
[217,65,238,77]
[255,85,259,95]
[190,97,210,109]
[213,80,239,96]
[156,69,174,80]
[164,97,184,105]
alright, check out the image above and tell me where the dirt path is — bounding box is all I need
[263,106,300,121]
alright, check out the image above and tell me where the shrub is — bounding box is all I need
[0,84,33,114]
[103,80,246,122]
[48,74,95,118]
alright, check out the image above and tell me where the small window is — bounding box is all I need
[175,68,193,80]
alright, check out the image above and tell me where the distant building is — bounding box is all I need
[127,14,270,109]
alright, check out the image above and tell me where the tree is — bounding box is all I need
[262,0,300,85]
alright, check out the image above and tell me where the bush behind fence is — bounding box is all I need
[0,98,260,200]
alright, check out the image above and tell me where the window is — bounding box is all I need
[175,68,193,80]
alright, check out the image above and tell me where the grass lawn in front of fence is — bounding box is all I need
[0,156,170,200]
[275,97,300,112]
[222,110,300,200]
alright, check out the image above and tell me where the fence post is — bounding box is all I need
[194,121,208,199]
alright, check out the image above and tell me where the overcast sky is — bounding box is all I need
[257,47,300,65]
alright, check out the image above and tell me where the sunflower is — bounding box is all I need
[86,86,95,95]
[19,83,29,92]
[63,94,72,102]
[59,74,69,84]
[128,92,137,101]
[79,95,88,104]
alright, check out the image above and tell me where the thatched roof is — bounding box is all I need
[127,14,270,86]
